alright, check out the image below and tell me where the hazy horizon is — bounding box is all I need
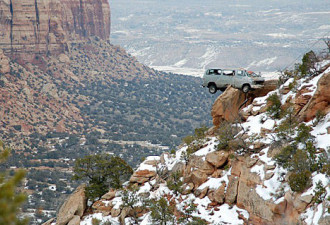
[109,0,330,75]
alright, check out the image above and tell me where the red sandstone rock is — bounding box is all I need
[211,80,277,127]
[298,72,330,121]
[0,0,110,60]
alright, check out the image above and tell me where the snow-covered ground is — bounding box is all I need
[78,66,329,225]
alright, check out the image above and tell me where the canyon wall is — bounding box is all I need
[0,0,110,60]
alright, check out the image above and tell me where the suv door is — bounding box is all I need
[234,70,246,88]
[221,70,235,88]
[206,69,222,85]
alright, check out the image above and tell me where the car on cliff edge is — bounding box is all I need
[202,69,265,94]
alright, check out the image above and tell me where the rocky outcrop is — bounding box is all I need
[130,169,157,184]
[56,184,87,225]
[0,0,110,60]
[205,151,228,168]
[298,71,330,121]
[211,80,278,126]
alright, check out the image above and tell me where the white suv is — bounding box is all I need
[202,69,265,94]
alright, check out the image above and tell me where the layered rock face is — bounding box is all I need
[0,0,110,59]
[298,71,330,121]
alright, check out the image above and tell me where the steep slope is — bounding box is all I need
[62,64,330,225]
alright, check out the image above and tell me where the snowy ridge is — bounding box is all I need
[65,67,329,225]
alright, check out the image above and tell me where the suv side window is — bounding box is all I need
[223,70,234,76]
[208,69,222,75]
[236,70,245,76]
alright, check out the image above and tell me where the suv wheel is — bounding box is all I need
[242,84,250,93]
[208,84,217,94]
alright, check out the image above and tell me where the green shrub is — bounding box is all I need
[266,94,282,119]
[312,110,326,126]
[186,143,204,157]
[182,125,208,146]
[276,105,298,140]
[289,149,310,172]
[0,142,28,225]
[167,171,183,195]
[73,154,133,201]
[91,218,101,225]
[182,135,194,146]
[313,181,327,204]
[170,149,176,155]
[178,201,207,225]
[275,144,296,168]
[216,122,238,151]
[194,125,208,139]
[288,78,298,92]
[149,197,175,225]
[321,160,330,177]
[298,51,318,77]
[295,124,314,146]
[288,170,311,192]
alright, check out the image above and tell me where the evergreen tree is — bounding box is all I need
[0,140,28,225]
[73,154,133,200]
[149,197,175,225]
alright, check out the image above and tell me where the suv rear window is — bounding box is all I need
[207,69,222,75]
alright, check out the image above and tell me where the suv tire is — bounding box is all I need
[208,84,217,94]
[242,84,250,93]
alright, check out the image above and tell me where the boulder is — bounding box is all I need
[101,190,116,200]
[119,207,131,224]
[111,208,121,217]
[195,186,208,199]
[144,160,159,166]
[225,176,239,204]
[199,161,215,175]
[92,200,112,216]
[236,181,274,222]
[67,215,80,225]
[130,170,156,184]
[271,199,287,215]
[265,164,276,170]
[212,183,226,204]
[56,184,87,225]
[290,193,312,212]
[211,169,223,178]
[205,151,229,168]
[265,172,274,180]
[245,157,258,168]
[184,170,208,188]
[182,183,194,195]
[187,155,205,169]
[171,161,185,174]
